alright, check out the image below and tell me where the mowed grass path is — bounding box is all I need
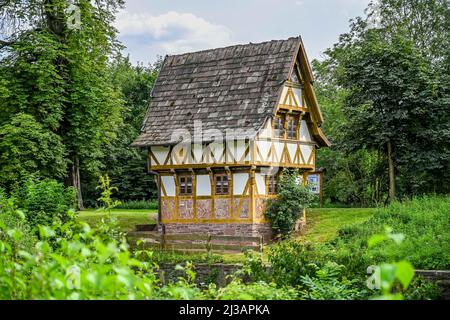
[78,209,157,232]
[300,208,376,243]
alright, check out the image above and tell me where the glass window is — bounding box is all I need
[179,175,193,196]
[291,70,300,84]
[268,175,279,195]
[273,116,285,138]
[215,174,229,195]
[286,117,298,139]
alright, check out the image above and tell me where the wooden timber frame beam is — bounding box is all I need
[249,165,256,221]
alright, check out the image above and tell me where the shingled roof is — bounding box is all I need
[133,37,307,147]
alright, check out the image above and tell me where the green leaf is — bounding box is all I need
[368,234,387,248]
[7,229,23,241]
[39,225,56,238]
[395,260,415,289]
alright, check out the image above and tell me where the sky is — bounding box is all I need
[115,0,371,65]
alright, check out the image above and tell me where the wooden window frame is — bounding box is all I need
[214,173,229,195]
[267,174,279,195]
[286,116,298,140]
[273,115,285,139]
[179,174,193,196]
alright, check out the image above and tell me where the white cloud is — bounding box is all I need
[115,10,234,55]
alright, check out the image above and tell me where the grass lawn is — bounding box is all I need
[299,208,376,243]
[78,209,157,232]
[77,207,376,262]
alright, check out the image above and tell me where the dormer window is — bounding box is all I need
[286,116,298,140]
[291,70,300,84]
[273,115,285,138]
[291,66,302,85]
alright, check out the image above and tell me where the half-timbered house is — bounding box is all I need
[133,37,330,238]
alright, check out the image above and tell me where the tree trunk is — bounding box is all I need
[66,156,84,210]
[387,139,396,202]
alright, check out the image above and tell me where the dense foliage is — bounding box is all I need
[16,179,77,228]
[309,196,450,272]
[0,1,160,209]
[315,0,450,205]
[265,171,316,237]
[81,57,161,208]
[0,180,444,300]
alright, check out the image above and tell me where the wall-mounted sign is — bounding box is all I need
[307,174,321,194]
[306,170,324,207]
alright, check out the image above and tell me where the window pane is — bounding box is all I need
[180,176,193,195]
[274,117,285,138]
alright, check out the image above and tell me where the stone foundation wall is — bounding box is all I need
[157,263,244,287]
[162,222,273,241]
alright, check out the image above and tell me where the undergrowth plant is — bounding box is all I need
[264,170,316,238]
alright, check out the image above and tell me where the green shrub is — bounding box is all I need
[298,262,366,300]
[0,189,36,251]
[0,216,161,299]
[404,277,442,300]
[17,179,77,228]
[266,241,318,287]
[314,195,450,271]
[206,280,299,300]
[115,200,158,210]
[265,171,316,237]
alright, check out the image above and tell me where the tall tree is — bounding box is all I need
[0,0,125,208]
[320,0,450,200]
[82,56,161,206]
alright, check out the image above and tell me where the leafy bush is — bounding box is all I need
[206,280,299,300]
[265,171,316,237]
[312,196,450,272]
[0,189,36,251]
[115,200,158,210]
[238,240,365,300]
[298,262,366,300]
[14,179,77,228]
[0,217,161,299]
[266,241,318,287]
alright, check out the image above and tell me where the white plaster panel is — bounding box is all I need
[293,87,303,107]
[274,142,284,162]
[161,176,176,196]
[235,140,246,162]
[210,143,224,163]
[279,86,289,105]
[256,140,271,162]
[300,145,313,164]
[255,173,266,195]
[152,146,169,165]
[287,143,298,163]
[300,120,312,142]
[193,144,203,163]
[233,173,248,195]
[196,175,211,196]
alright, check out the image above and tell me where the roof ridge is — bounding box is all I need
[165,36,301,59]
